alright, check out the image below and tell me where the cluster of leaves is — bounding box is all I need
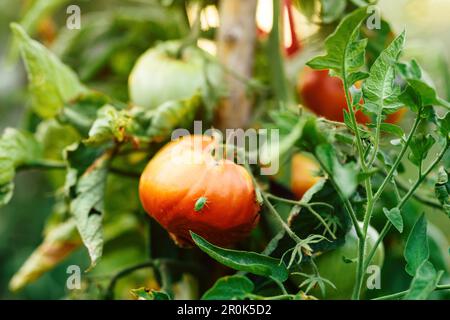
[301,7,449,299]
[178,7,450,301]
[3,18,216,293]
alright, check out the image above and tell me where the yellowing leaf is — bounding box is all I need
[9,220,81,292]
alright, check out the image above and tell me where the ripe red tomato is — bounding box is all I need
[139,135,260,247]
[298,67,406,124]
[291,153,321,199]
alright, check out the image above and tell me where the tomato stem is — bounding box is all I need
[262,192,302,244]
[363,139,449,271]
[175,0,203,59]
[372,113,422,203]
[373,283,450,300]
[243,163,302,244]
[104,259,201,300]
[314,155,363,239]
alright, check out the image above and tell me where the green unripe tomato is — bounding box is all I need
[129,41,222,109]
[292,224,384,300]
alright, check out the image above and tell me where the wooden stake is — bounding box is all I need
[215,0,258,130]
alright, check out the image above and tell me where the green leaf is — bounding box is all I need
[0,183,14,208]
[0,128,42,181]
[307,7,368,83]
[408,134,436,166]
[298,117,330,153]
[397,59,422,79]
[406,79,450,110]
[65,144,110,268]
[321,0,347,24]
[404,214,430,276]
[36,120,80,156]
[260,112,307,172]
[362,31,405,116]
[0,128,42,207]
[383,207,403,233]
[403,261,440,300]
[131,288,171,300]
[379,123,404,137]
[434,167,450,217]
[315,144,358,198]
[8,0,70,60]
[437,112,450,141]
[9,219,80,292]
[191,232,288,282]
[59,92,113,136]
[11,23,87,118]
[367,122,404,138]
[202,275,254,300]
[398,60,450,111]
[85,105,131,146]
[146,95,202,141]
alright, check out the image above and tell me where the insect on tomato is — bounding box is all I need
[194,197,209,212]
[139,135,260,247]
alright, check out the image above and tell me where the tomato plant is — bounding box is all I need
[0,0,449,302]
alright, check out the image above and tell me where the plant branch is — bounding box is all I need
[18,160,66,170]
[176,0,203,59]
[373,114,422,203]
[104,259,201,300]
[243,164,302,244]
[18,158,143,179]
[266,194,336,239]
[104,261,155,300]
[394,176,443,210]
[314,156,363,239]
[109,167,141,178]
[364,140,449,271]
[247,293,296,300]
[367,108,383,167]
[343,81,367,172]
[351,113,422,299]
[373,284,450,300]
[261,192,302,244]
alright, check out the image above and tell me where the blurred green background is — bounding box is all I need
[0,0,449,299]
